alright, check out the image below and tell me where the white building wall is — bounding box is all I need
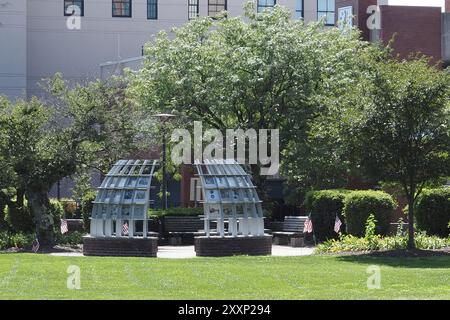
[2,0,323,99]
[0,0,27,100]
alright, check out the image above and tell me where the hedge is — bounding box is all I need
[303,189,349,241]
[4,205,34,233]
[148,207,204,218]
[343,190,396,237]
[81,190,96,232]
[415,188,450,237]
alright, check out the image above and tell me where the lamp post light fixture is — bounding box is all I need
[153,113,176,210]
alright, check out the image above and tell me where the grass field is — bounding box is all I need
[0,253,449,299]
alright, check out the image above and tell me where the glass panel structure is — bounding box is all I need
[195,159,264,238]
[90,159,158,238]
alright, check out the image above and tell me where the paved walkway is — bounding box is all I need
[48,245,315,258]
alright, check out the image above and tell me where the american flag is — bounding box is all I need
[60,219,68,234]
[303,217,313,234]
[122,222,129,236]
[334,215,343,233]
[32,238,40,253]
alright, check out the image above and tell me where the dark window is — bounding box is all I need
[208,0,227,17]
[64,0,84,16]
[188,0,199,20]
[295,0,303,19]
[147,0,157,19]
[317,0,335,25]
[113,0,132,17]
[257,0,276,13]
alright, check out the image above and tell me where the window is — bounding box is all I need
[112,0,132,17]
[257,0,276,13]
[295,0,303,19]
[208,0,227,17]
[147,0,157,19]
[317,0,335,25]
[188,0,199,20]
[64,0,84,16]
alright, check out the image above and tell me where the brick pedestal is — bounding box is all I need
[83,236,158,257]
[194,235,272,257]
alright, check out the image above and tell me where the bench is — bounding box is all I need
[271,216,308,247]
[163,216,205,245]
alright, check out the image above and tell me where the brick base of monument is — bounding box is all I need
[194,235,272,257]
[83,236,158,257]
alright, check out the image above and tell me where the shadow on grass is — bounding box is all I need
[335,249,450,269]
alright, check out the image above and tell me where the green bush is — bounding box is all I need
[48,199,64,232]
[148,207,204,218]
[55,231,84,246]
[0,231,8,250]
[0,204,8,231]
[303,189,349,242]
[60,198,78,219]
[5,205,34,233]
[415,188,450,237]
[81,190,96,231]
[316,231,449,253]
[10,232,33,248]
[0,231,34,250]
[343,190,396,237]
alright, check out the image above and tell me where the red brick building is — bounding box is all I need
[336,0,447,64]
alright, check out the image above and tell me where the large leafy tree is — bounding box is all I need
[348,58,450,249]
[129,3,381,193]
[0,75,142,241]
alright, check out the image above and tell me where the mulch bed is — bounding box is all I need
[1,244,83,254]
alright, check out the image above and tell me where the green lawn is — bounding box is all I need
[0,253,449,299]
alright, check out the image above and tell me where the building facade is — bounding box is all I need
[1,0,332,101]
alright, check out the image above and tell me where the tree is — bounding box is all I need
[0,75,142,241]
[129,2,381,197]
[349,58,450,249]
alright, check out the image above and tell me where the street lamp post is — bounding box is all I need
[153,113,176,210]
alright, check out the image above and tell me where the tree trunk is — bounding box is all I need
[26,189,53,245]
[407,195,415,250]
[16,188,25,207]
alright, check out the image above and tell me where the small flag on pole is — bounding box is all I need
[303,217,313,234]
[60,219,68,234]
[334,215,342,233]
[122,222,129,236]
[32,238,40,253]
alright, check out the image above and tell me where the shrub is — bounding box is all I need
[0,231,34,250]
[5,205,34,233]
[10,232,33,248]
[48,199,64,228]
[315,232,449,253]
[0,231,8,250]
[55,231,84,246]
[60,198,78,219]
[343,190,396,237]
[148,207,204,218]
[81,190,96,231]
[0,204,8,231]
[415,188,450,237]
[303,189,349,242]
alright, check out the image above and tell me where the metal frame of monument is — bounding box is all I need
[194,159,272,256]
[83,159,159,257]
